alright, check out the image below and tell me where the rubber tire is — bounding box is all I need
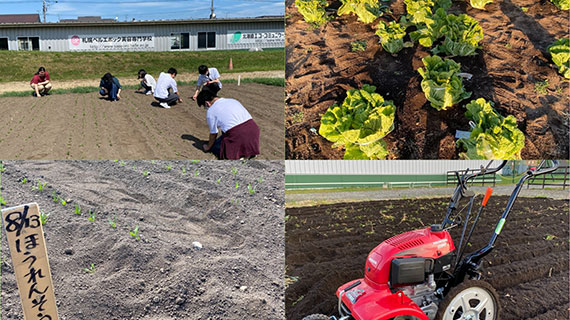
[435,280,500,320]
[302,314,331,320]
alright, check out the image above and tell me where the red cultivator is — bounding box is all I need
[302,160,559,320]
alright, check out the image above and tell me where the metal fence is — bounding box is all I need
[446,169,497,186]
[527,165,569,189]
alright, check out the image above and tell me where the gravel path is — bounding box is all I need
[0,70,284,94]
[286,185,569,207]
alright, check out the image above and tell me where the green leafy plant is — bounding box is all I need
[351,40,367,52]
[40,211,50,225]
[182,166,187,174]
[216,176,222,183]
[235,181,240,189]
[108,216,117,228]
[191,160,200,164]
[376,20,407,54]
[258,177,263,183]
[417,55,472,110]
[296,0,330,27]
[534,79,549,94]
[88,210,96,222]
[338,0,381,23]
[60,198,67,206]
[143,170,149,177]
[457,98,525,159]
[433,13,484,56]
[166,165,172,171]
[20,178,28,184]
[548,38,570,79]
[133,164,137,170]
[470,0,492,9]
[194,169,200,177]
[120,161,126,166]
[0,196,6,206]
[74,203,81,215]
[409,8,447,47]
[550,0,569,9]
[404,0,450,25]
[130,226,140,241]
[0,162,5,172]
[247,184,256,195]
[231,167,238,175]
[52,190,58,203]
[33,179,47,191]
[83,263,96,274]
[319,84,396,159]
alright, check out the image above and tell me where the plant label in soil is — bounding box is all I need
[1,203,59,320]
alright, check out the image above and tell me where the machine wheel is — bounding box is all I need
[301,314,331,320]
[435,280,500,320]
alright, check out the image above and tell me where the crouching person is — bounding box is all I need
[198,84,260,160]
[99,73,122,101]
[154,68,182,109]
[30,67,52,97]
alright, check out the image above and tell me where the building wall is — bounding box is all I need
[0,20,284,51]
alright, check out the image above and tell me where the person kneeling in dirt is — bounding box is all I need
[99,73,122,101]
[154,68,182,109]
[198,83,260,160]
[30,67,52,97]
[192,65,221,102]
[137,69,156,95]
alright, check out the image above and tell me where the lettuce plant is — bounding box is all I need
[338,0,381,24]
[295,0,330,27]
[457,98,524,160]
[550,0,569,9]
[417,55,472,110]
[548,38,570,79]
[319,84,396,159]
[433,13,483,56]
[470,0,493,9]
[376,21,407,54]
[404,0,451,25]
[409,8,447,47]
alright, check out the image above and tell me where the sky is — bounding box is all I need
[0,0,284,22]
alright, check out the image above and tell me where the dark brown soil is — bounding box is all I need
[285,196,569,319]
[285,0,569,159]
[1,160,285,320]
[0,83,284,160]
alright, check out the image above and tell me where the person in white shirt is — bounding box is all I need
[153,68,182,109]
[137,69,156,95]
[197,83,260,159]
[192,65,222,101]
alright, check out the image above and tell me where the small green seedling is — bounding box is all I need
[52,191,58,203]
[83,263,96,274]
[247,184,256,195]
[232,167,238,175]
[60,198,67,206]
[143,170,149,177]
[133,164,137,170]
[120,161,126,166]
[166,165,172,171]
[216,177,222,183]
[182,166,187,174]
[534,79,549,95]
[40,211,50,225]
[0,196,6,206]
[74,203,82,215]
[191,160,200,164]
[258,177,263,183]
[114,160,118,163]
[130,226,140,241]
[194,169,199,177]
[88,210,96,222]
[234,199,240,205]
[108,216,117,228]
[235,181,239,189]
[545,234,556,240]
[34,179,47,191]
[0,162,5,172]
[20,178,28,184]
[351,40,367,52]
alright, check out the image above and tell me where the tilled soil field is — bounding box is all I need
[285,0,569,159]
[1,160,285,320]
[0,83,284,160]
[285,196,569,319]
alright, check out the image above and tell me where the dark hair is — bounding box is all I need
[168,67,177,76]
[102,72,113,85]
[138,69,146,79]
[198,65,208,75]
[36,66,46,75]
[196,83,220,107]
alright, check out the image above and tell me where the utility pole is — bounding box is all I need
[209,0,216,19]
[42,0,57,23]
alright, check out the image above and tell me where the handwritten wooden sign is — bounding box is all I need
[1,203,59,320]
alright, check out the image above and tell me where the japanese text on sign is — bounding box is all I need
[227,30,285,45]
[68,34,155,51]
[2,203,59,320]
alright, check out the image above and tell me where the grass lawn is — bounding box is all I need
[0,49,284,82]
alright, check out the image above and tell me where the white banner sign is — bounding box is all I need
[227,30,284,46]
[68,34,154,51]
